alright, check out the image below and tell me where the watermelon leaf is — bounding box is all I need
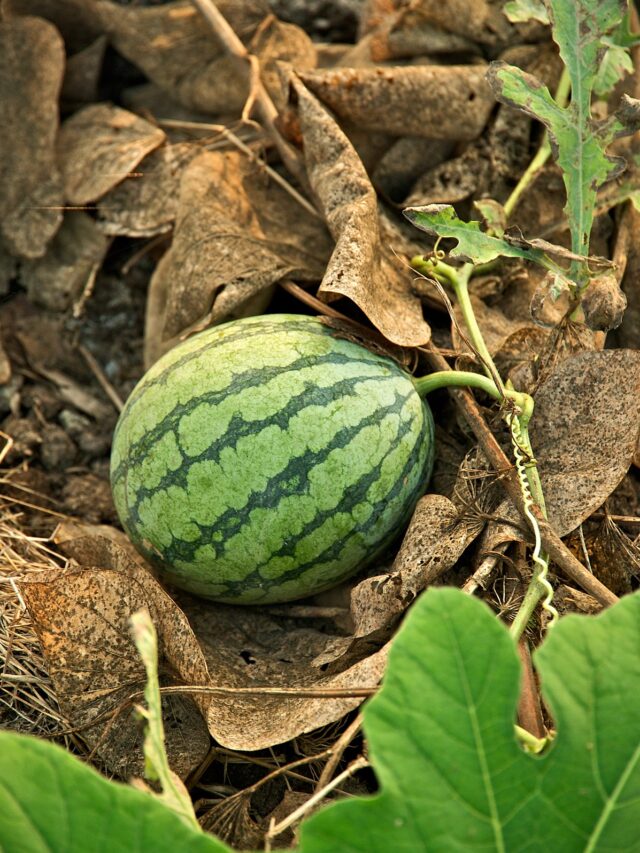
[2,590,639,851]
[298,588,640,852]
[488,0,640,269]
[404,204,563,269]
[0,730,229,853]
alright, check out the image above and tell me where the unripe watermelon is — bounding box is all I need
[111,315,434,604]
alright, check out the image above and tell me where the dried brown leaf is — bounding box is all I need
[149,149,331,343]
[298,65,494,140]
[581,272,627,332]
[21,535,211,779]
[48,527,385,753]
[292,75,431,347]
[97,142,202,238]
[0,17,64,258]
[95,0,313,116]
[61,35,107,105]
[21,212,108,311]
[57,104,166,205]
[313,494,482,670]
[4,0,103,51]
[176,592,387,751]
[617,206,640,350]
[364,0,532,58]
[530,350,640,535]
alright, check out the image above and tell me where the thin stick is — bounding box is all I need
[72,260,102,319]
[315,713,363,793]
[77,344,124,413]
[190,0,307,185]
[160,120,320,219]
[266,756,369,847]
[424,346,619,607]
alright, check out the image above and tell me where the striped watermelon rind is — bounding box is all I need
[111,315,434,604]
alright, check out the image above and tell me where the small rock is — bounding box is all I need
[2,415,41,462]
[40,423,78,471]
[61,473,117,523]
[581,273,627,331]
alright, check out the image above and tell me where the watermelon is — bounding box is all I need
[110,315,434,604]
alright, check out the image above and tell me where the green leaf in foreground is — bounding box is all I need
[0,731,229,853]
[1,591,639,852]
[298,589,640,852]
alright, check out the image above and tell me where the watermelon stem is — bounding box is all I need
[413,370,502,401]
[412,255,552,639]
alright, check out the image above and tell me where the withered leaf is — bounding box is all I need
[57,104,166,205]
[363,0,527,56]
[21,212,108,311]
[292,75,431,347]
[298,65,494,140]
[95,0,313,116]
[0,17,64,258]
[97,142,202,238]
[46,529,386,753]
[149,149,332,343]
[530,350,640,536]
[314,494,483,671]
[176,592,387,752]
[61,35,107,105]
[4,0,104,51]
[21,535,211,779]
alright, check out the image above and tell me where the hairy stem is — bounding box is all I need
[413,370,502,401]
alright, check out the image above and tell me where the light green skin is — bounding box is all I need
[111,315,434,604]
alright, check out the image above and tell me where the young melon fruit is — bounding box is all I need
[110,315,435,604]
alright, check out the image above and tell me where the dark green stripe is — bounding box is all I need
[142,387,418,567]
[124,371,404,512]
[122,317,383,414]
[206,405,430,599]
[113,349,403,484]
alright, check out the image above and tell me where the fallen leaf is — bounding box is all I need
[149,150,332,342]
[363,0,531,59]
[0,17,64,258]
[21,536,211,780]
[97,142,202,238]
[176,591,387,751]
[455,351,640,566]
[37,530,387,753]
[57,104,166,205]
[21,212,109,311]
[95,0,313,116]
[4,0,104,51]
[314,494,483,671]
[292,74,431,347]
[298,65,494,140]
[61,35,107,105]
[523,350,640,536]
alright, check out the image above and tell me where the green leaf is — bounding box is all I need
[404,204,556,267]
[504,0,549,24]
[0,731,229,853]
[594,41,634,96]
[298,588,537,851]
[130,609,200,830]
[298,589,640,852]
[488,1,640,277]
